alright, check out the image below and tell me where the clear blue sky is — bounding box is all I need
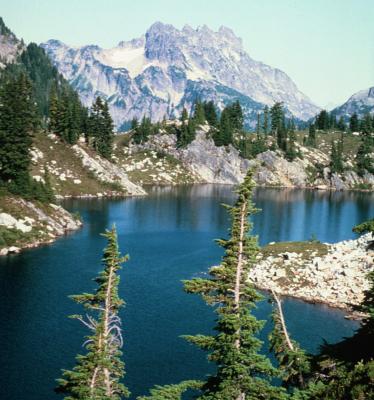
[1,0,373,108]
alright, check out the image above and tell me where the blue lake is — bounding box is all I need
[0,186,373,399]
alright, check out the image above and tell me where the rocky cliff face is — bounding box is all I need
[254,146,374,190]
[123,124,374,190]
[41,22,320,129]
[132,124,251,184]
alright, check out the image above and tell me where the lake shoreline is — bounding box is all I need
[0,196,82,256]
[55,180,374,199]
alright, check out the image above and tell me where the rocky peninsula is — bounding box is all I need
[251,233,374,312]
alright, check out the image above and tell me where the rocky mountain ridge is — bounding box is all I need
[332,86,374,120]
[41,22,320,129]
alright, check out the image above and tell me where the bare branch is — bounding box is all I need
[271,289,294,351]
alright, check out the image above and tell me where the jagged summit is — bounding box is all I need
[41,22,320,128]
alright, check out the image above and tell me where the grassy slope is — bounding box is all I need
[32,133,125,197]
[31,128,367,196]
[296,129,362,159]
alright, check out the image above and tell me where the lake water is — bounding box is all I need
[0,186,373,399]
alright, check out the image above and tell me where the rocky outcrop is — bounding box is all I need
[127,125,374,189]
[251,234,374,311]
[131,124,251,184]
[254,144,374,190]
[0,197,82,255]
[71,145,146,196]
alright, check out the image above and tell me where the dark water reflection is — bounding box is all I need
[0,186,372,399]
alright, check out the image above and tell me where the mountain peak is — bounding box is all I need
[42,21,320,127]
[146,21,178,36]
[218,25,238,39]
[332,86,374,118]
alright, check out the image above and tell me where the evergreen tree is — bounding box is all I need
[360,113,373,136]
[212,128,225,147]
[277,117,288,152]
[138,381,202,400]
[20,43,64,118]
[288,117,296,133]
[349,113,359,132]
[356,137,374,176]
[329,113,337,130]
[176,117,196,148]
[193,100,206,125]
[229,100,244,131]
[132,116,152,145]
[316,110,330,131]
[47,85,86,145]
[219,108,233,146]
[0,71,37,184]
[330,138,344,173]
[180,107,188,122]
[285,129,298,161]
[56,227,129,400]
[40,167,55,203]
[203,101,218,127]
[131,117,139,131]
[337,116,346,132]
[306,124,316,147]
[182,170,286,400]
[263,105,269,134]
[355,114,374,176]
[239,135,267,160]
[68,94,82,145]
[89,97,114,158]
[98,101,114,159]
[353,218,374,237]
[48,85,59,133]
[270,102,284,137]
[256,113,261,136]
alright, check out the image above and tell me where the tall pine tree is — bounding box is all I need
[349,113,359,132]
[270,102,283,137]
[203,101,218,127]
[89,97,114,159]
[0,71,37,184]
[193,100,206,125]
[182,170,286,400]
[56,227,129,400]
